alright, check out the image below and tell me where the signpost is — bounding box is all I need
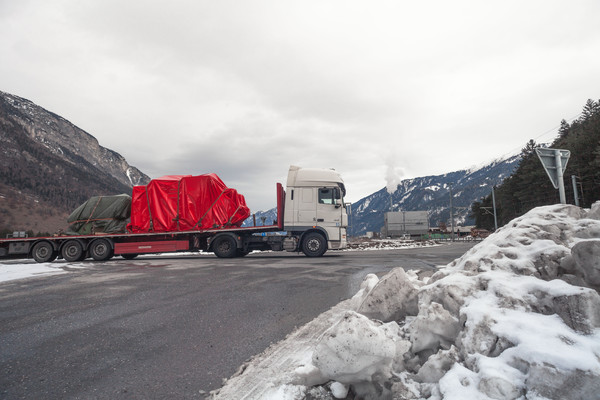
[535,148,570,204]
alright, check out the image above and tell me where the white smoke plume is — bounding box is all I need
[385,159,404,195]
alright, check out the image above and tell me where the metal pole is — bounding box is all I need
[449,186,455,242]
[491,186,498,231]
[347,203,352,236]
[555,150,566,204]
[571,175,580,207]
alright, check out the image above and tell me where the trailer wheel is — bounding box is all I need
[89,238,113,261]
[32,241,57,263]
[302,232,327,257]
[62,240,85,262]
[213,236,237,258]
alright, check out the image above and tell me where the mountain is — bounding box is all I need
[349,155,520,236]
[0,90,150,234]
[242,208,278,228]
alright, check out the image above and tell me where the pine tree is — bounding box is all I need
[520,139,537,156]
[581,99,600,120]
[558,119,570,138]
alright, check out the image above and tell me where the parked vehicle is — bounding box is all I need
[0,166,348,262]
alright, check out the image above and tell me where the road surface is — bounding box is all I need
[0,243,475,399]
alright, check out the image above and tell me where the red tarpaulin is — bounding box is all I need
[127,174,250,233]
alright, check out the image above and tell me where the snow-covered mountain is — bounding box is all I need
[242,208,278,227]
[350,155,520,236]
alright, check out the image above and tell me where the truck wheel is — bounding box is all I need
[302,232,327,257]
[32,241,57,263]
[122,254,138,260]
[213,236,237,258]
[89,238,113,261]
[236,249,250,257]
[62,240,85,262]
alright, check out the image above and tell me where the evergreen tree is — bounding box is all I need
[558,119,570,138]
[470,98,600,228]
[581,99,600,120]
[520,139,537,156]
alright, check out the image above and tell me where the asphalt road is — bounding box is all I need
[0,243,475,399]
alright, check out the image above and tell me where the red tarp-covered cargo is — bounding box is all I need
[127,174,250,233]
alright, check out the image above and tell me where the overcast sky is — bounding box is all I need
[1,0,600,211]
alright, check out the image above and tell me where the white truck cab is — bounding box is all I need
[283,165,348,256]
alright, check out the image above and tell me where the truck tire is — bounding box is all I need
[89,238,113,261]
[236,249,250,257]
[302,232,327,257]
[32,241,57,263]
[213,235,237,258]
[122,254,138,260]
[62,240,85,262]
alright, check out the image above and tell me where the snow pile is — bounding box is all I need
[210,203,600,400]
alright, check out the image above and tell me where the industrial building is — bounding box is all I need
[381,211,429,237]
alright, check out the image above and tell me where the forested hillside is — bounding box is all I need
[471,98,600,230]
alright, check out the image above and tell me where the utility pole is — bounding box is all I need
[491,186,498,231]
[571,175,580,207]
[449,185,455,242]
[347,203,352,237]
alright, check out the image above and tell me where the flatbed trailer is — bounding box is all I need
[0,165,349,262]
[0,184,286,262]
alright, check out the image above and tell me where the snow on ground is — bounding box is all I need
[0,240,438,284]
[346,239,442,251]
[210,203,600,400]
[0,262,69,283]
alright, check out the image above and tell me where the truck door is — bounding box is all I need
[316,187,343,241]
[297,187,317,225]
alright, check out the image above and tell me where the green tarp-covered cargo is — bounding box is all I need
[67,194,131,235]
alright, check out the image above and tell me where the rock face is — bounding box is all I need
[0,90,148,188]
[0,90,150,232]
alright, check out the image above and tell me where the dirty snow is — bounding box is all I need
[210,202,600,400]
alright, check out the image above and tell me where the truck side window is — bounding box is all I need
[318,188,334,204]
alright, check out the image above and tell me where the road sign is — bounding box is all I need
[535,148,570,204]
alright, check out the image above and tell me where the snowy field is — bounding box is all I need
[209,203,600,400]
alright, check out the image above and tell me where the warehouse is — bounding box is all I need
[381,211,429,237]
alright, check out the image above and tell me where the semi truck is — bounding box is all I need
[0,166,348,262]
